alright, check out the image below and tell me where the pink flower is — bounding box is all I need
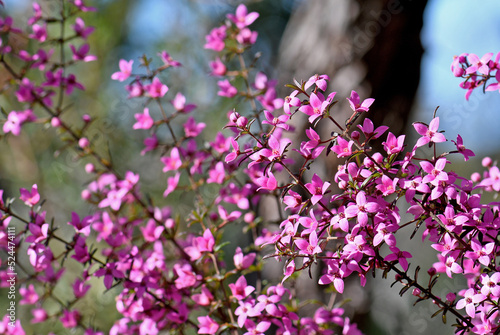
[204,26,226,51]
[384,246,412,271]
[347,90,375,113]
[161,148,182,172]
[20,184,40,206]
[3,109,37,136]
[218,205,242,222]
[73,277,91,298]
[73,17,94,39]
[183,116,206,137]
[207,162,225,184]
[184,229,215,261]
[225,138,240,163]
[480,272,500,297]
[304,174,330,205]
[260,135,291,162]
[139,318,158,335]
[197,315,219,334]
[255,171,277,191]
[171,92,196,113]
[25,223,49,243]
[234,247,256,270]
[192,285,214,306]
[253,72,276,91]
[70,44,97,62]
[145,77,169,98]
[163,172,180,197]
[344,191,379,226]
[413,117,446,148]
[376,175,398,196]
[158,51,181,67]
[229,275,255,300]
[452,134,475,161]
[141,135,158,155]
[217,79,237,98]
[444,255,463,278]
[111,59,134,81]
[94,263,124,290]
[305,74,329,91]
[420,158,449,186]
[236,28,258,45]
[466,52,493,75]
[243,320,271,335]
[331,136,354,158]
[295,230,322,255]
[382,132,405,155]
[19,284,38,305]
[456,288,486,318]
[98,188,128,211]
[357,118,388,139]
[30,23,47,42]
[299,92,330,123]
[283,90,301,115]
[133,108,154,130]
[60,310,80,328]
[227,4,259,29]
[31,308,48,323]
[319,260,345,293]
[209,57,226,76]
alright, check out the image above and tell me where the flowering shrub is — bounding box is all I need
[0,1,499,335]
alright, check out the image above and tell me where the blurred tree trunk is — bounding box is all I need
[278,0,427,136]
[262,0,428,329]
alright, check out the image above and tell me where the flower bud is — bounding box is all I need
[236,116,248,128]
[81,189,91,200]
[51,117,61,127]
[244,212,254,223]
[428,267,436,276]
[85,163,95,174]
[78,137,90,148]
[412,288,421,296]
[229,111,240,124]
[351,130,360,141]
[482,156,493,167]
[471,172,481,183]
[82,114,91,123]
[446,292,456,302]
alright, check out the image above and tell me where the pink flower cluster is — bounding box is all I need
[451,52,500,99]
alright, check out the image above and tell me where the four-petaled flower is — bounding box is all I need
[227,4,259,29]
[456,288,486,318]
[384,246,412,271]
[347,90,374,113]
[413,117,446,148]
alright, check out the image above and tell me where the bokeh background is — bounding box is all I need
[1,0,500,334]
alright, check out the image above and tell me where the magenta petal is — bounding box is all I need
[413,123,428,136]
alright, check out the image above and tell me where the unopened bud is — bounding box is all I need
[446,292,456,302]
[482,157,493,167]
[428,267,436,276]
[82,114,91,123]
[236,116,248,128]
[81,189,91,200]
[412,288,421,296]
[78,137,90,148]
[351,130,360,141]
[229,111,240,123]
[85,163,95,174]
[51,117,61,127]
[471,172,481,183]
